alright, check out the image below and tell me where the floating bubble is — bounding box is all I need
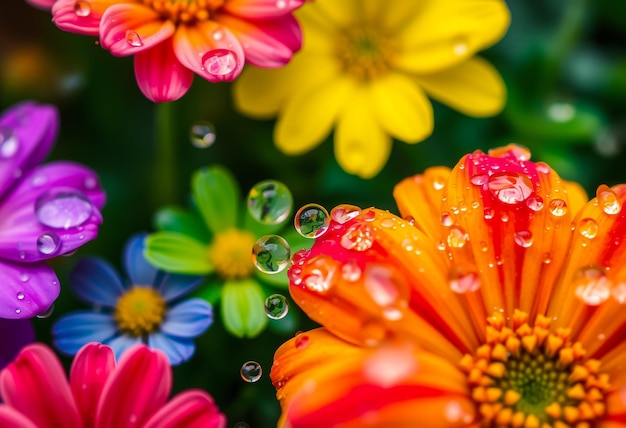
[240,361,262,383]
[125,30,143,47]
[0,127,18,158]
[487,172,533,205]
[252,235,291,274]
[37,231,61,255]
[247,180,293,225]
[264,294,289,320]
[294,204,330,238]
[188,121,216,148]
[35,189,93,229]
[202,49,237,76]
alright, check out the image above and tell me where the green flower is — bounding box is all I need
[144,165,308,338]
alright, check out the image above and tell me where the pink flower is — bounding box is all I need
[35,0,304,102]
[0,342,226,427]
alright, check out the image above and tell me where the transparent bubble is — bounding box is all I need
[247,180,293,225]
[35,189,93,229]
[294,203,330,238]
[240,361,262,383]
[0,127,19,158]
[252,235,291,274]
[264,294,289,320]
[202,49,237,76]
[189,121,216,148]
[37,231,61,255]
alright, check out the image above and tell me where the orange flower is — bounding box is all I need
[273,144,626,427]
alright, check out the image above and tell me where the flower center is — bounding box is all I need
[141,0,226,24]
[209,228,256,280]
[460,310,609,426]
[114,287,167,337]
[335,26,396,81]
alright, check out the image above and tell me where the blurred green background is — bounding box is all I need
[1,0,626,426]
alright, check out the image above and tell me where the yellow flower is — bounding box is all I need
[234,0,510,178]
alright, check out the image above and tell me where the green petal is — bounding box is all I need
[255,229,313,287]
[221,279,268,338]
[192,165,240,234]
[153,205,210,243]
[144,231,214,275]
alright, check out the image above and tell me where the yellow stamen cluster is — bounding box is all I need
[460,310,609,427]
[209,228,256,280]
[114,287,167,337]
[141,0,225,24]
[336,26,396,81]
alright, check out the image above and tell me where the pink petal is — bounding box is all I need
[143,390,227,428]
[99,4,175,56]
[25,0,56,10]
[174,21,245,83]
[0,344,81,428]
[223,0,305,19]
[0,405,38,428]
[52,0,119,36]
[95,345,172,428]
[216,13,301,67]
[134,40,194,102]
[69,343,116,428]
[0,260,59,319]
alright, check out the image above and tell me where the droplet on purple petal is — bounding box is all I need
[35,189,93,229]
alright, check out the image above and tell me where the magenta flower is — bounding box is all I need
[0,101,105,319]
[30,0,305,102]
[0,342,226,427]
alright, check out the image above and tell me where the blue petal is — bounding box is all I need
[123,233,158,286]
[161,298,213,339]
[147,332,195,366]
[52,312,118,356]
[107,334,142,362]
[156,272,204,302]
[70,257,125,307]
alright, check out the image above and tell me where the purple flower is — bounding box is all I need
[52,233,213,365]
[0,101,105,319]
[0,319,35,369]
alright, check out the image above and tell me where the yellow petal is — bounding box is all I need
[334,87,391,178]
[304,0,356,29]
[414,57,506,117]
[370,72,433,143]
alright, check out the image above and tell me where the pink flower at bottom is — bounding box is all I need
[0,342,226,427]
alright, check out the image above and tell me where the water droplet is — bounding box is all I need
[125,30,143,47]
[16,292,24,300]
[37,231,61,255]
[295,334,309,350]
[449,266,480,293]
[189,121,216,148]
[212,28,224,41]
[362,210,376,222]
[526,195,544,212]
[276,0,287,8]
[294,204,330,238]
[330,204,361,224]
[483,208,494,220]
[574,265,611,306]
[380,217,396,228]
[302,254,336,294]
[240,361,262,382]
[578,218,599,239]
[252,235,291,274]
[447,226,468,249]
[264,294,289,320]
[341,259,361,281]
[340,223,374,251]
[535,162,550,174]
[15,308,21,314]
[612,283,626,304]
[548,199,568,217]
[432,177,446,190]
[470,174,488,186]
[73,0,91,17]
[19,272,29,282]
[202,49,237,76]
[35,189,93,229]
[487,172,534,205]
[542,252,552,264]
[364,265,407,307]
[0,127,19,158]
[441,212,453,227]
[36,303,54,319]
[596,185,621,215]
[514,230,533,248]
[247,180,292,225]
[451,36,468,55]
[489,144,532,161]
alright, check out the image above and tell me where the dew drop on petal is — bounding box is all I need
[441,212,453,227]
[302,255,336,294]
[597,185,622,215]
[447,226,468,249]
[252,235,290,274]
[295,334,309,350]
[247,180,292,225]
[0,127,19,158]
[487,172,534,205]
[73,0,91,17]
[16,292,24,300]
[240,361,262,383]
[37,231,61,255]
[432,177,446,190]
[189,121,216,148]
[212,28,224,41]
[489,144,532,161]
[526,195,544,212]
[35,189,93,229]
[15,308,21,314]
[340,223,374,251]
[364,265,406,307]
[331,204,361,224]
[612,283,626,304]
[294,204,330,238]
[483,208,495,220]
[451,36,468,56]
[449,266,481,293]
[264,294,289,320]
[548,198,568,217]
[19,272,29,282]
[578,218,599,239]
[470,174,488,186]
[36,303,54,319]
[535,162,550,174]
[276,0,287,8]
[341,259,361,282]
[125,30,143,47]
[514,230,533,248]
[202,49,237,76]
[574,265,611,306]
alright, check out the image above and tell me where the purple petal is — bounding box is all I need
[161,299,213,339]
[106,334,142,362]
[123,233,157,286]
[157,272,203,302]
[0,101,58,197]
[0,318,35,368]
[147,332,195,365]
[69,257,125,307]
[52,312,118,355]
[0,259,59,319]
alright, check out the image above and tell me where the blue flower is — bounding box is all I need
[52,233,213,365]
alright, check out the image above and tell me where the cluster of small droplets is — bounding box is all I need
[460,310,609,427]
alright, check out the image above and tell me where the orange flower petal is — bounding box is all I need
[52,0,120,36]
[222,0,305,19]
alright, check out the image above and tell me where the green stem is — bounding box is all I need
[151,101,177,208]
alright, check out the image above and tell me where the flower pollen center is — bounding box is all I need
[460,310,609,427]
[209,228,256,280]
[142,0,226,24]
[336,26,396,81]
[114,286,167,337]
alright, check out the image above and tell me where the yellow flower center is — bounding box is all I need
[460,310,608,427]
[114,287,167,337]
[209,228,256,280]
[335,26,396,81]
[142,0,226,24]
